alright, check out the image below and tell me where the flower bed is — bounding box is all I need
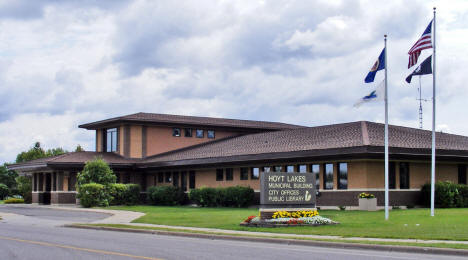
[241,214,338,227]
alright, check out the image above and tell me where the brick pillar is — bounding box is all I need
[57,172,64,191]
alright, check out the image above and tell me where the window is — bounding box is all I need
[216,169,223,181]
[240,168,249,180]
[263,166,271,173]
[399,162,410,189]
[389,162,396,189]
[173,128,181,137]
[189,171,196,189]
[158,172,164,183]
[165,172,172,183]
[273,166,283,172]
[184,128,193,137]
[106,128,118,152]
[298,165,307,173]
[173,172,179,187]
[338,163,348,190]
[226,168,233,181]
[196,129,204,138]
[251,167,260,180]
[207,130,215,139]
[458,164,467,185]
[286,165,294,173]
[181,171,187,191]
[311,164,320,190]
[324,163,334,190]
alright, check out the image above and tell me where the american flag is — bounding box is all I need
[408,20,433,68]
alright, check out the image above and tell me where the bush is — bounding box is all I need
[77,183,110,208]
[147,186,186,206]
[421,181,468,208]
[16,176,32,203]
[4,198,24,204]
[189,186,254,207]
[0,183,9,200]
[77,158,116,187]
[125,184,141,205]
[108,183,128,206]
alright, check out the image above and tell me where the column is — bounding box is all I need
[57,172,64,191]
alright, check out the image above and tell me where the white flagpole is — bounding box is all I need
[430,7,437,217]
[384,35,389,220]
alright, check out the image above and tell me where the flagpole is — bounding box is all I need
[430,7,437,217]
[384,35,389,220]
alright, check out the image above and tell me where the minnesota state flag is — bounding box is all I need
[364,48,385,83]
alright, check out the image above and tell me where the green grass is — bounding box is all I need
[0,200,4,204]
[81,223,468,250]
[107,206,468,241]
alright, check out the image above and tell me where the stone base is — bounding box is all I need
[358,198,377,211]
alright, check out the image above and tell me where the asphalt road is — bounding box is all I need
[0,205,465,260]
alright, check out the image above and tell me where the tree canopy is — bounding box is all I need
[15,142,67,163]
[77,158,116,187]
[0,163,18,188]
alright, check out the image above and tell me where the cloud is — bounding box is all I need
[1,0,468,163]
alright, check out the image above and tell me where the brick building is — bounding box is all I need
[9,112,468,206]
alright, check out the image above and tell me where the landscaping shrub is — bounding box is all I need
[421,181,468,208]
[109,183,141,206]
[77,183,110,208]
[147,186,186,206]
[4,197,24,204]
[0,183,9,200]
[189,186,254,207]
[77,158,116,187]
[15,176,32,203]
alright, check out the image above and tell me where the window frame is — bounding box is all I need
[251,167,260,180]
[225,168,233,181]
[165,172,172,183]
[286,165,294,173]
[207,130,215,139]
[216,169,224,181]
[184,128,193,137]
[311,164,320,191]
[297,164,307,173]
[240,167,249,180]
[157,172,164,183]
[172,128,181,137]
[323,163,334,190]
[458,164,467,185]
[399,162,410,189]
[106,128,118,152]
[189,171,196,189]
[337,162,348,190]
[196,129,204,138]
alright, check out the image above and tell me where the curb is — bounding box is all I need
[65,224,468,257]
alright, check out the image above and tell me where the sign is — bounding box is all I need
[260,172,316,208]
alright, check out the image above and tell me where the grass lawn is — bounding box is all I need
[0,200,4,204]
[107,206,468,241]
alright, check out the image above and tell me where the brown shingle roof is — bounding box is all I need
[79,112,304,130]
[142,121,468,164]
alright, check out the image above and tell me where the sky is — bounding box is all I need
[0,0,467,163]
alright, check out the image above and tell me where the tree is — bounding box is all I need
[0,163,18,189]
[15,142,67,163]
[16,176,32,203]
[75,145,85,152]
[77,158,116,187]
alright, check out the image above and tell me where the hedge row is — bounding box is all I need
[189,186,254,207]
[421,181,468,208]
[78,183,141,208]
[147,186,187,206]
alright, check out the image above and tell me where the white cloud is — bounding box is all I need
[1,0,468,163]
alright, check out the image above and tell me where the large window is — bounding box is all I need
[207,130,215,139]
[298,165,307,173]
[172,128,181,137]
[184,128,193,137]
[173,172,179,187]
[181,171,187,191]
[338,163,348,190]
[286,165,294,173]
[189,171,196,189]
[311,164,320,190]
[106,128,117,152]
[273,166,283,172]
[389,162,396,189]
[251,167,260,180]
[458,164,467,185]
[165,172,172,183]
[216,169,223,181]
[226,168,233,181]
[196,129,204,138]
[240,168,249,180]
[399,162,410,189]
[324,163,334,190]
